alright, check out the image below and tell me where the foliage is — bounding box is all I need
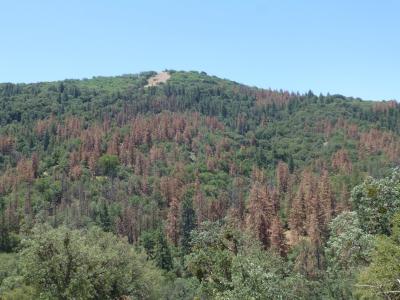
[160,277,200,300]
[97,154,120,177]
[215,250,312,300]
[180,189,197,254]
[0,253,17,286]
[3,225,164,299]
[356,213,400,299]
[185,221,239,295]
[351,169,400,235]
[326,211,373,272]
[324,212,373,299]
[186,221,313,299]
[140,228,173,271]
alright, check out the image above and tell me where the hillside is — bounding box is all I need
[1,70,400,299]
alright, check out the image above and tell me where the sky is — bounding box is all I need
[0,0,399,100]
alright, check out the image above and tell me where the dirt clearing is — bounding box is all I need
[145,71,171,87]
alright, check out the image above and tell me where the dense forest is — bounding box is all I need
[0,70,400,299]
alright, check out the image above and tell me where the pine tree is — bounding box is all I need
[0,199,13,251]
[288,155,295,173]
[107,132,120,156]
[166,197,180,246]
[24,184,32,217]
[306,197,324,272]
[43,130,50,151]
[230,177,246,225]
[194,179,207,225]
[270,215,286,256]
[318,169,335,232]
[331,149,352,174]
[154,230,173,271]
[31,152,39,178]
[116,206,137,244]
[289,184,307,240]
[180,195,196,254]
[100,201,112,232]
[246,181,271,249]
[276,161,289,195]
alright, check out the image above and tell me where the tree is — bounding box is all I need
[166,197,180,246]
[186,222,312,300]
[325,212,372,299]
[141,229,173,271]
[161,277,199,300]
[97,154,119,178]
[326,212,372,273]
[351,169,400,235]
[0,214,19,253]
[289,183,307,239]
[246,182,269,248]
[43,130,50,151]
[288,155,295,173]
[99,201,112,232]
[276,161,289,195]
[229,177,246,225]
[214,248,312,300]
[306,194,325,271]
[270,216,286,256]
[180,193,197,254]
[116,206,138,244]
[153,230,173,271]
[185,221,239,296]
[14,225,164,299]
[194,179,207,225]
[356,213,400,299]
[331,149,352,174]
[31,152,39,179]
[318,169,335,230]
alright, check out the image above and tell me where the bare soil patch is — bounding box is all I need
[145,71,171,87]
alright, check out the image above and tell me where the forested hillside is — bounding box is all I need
[1,70,400,299]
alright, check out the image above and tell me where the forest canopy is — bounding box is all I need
[1,71,400,299]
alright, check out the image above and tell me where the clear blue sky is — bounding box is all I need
[1,0,399,100]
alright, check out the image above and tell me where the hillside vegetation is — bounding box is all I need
[1,70,400,299]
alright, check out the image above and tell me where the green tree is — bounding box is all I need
[141,229,173,271]
[351,169,400,235]
[0,253,17,287]
[324,212,373,299]
[12,225,164,299]
[215,250,311,300]
[186,221,312,299]
[99,201,112,232]
[43,130,50,151]
[97,154,119,178]
[356,213,400,299]
[154,230,173,271]
[185,221,237,295]
[161,277,199,300]
[180,193,196,254]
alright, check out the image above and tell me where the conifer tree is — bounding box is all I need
[180,196,196,253]
[100,201,112,232]
[246,180,271,249]
[194,179,207,225]
[270,215,286,256]
[166,197,180,246]
[276,161,289,195]
[318,169,335,233]
[289,184,307,239]
[154,229,173,271]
